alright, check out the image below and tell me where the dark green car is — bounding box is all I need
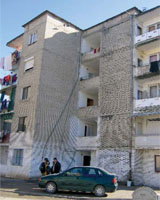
[38,166,118,197]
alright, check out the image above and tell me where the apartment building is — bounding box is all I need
[0,6,159,187]
[132,7,160,187]
[0,38,22,176]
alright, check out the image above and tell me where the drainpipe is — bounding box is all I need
[129,14,134,181]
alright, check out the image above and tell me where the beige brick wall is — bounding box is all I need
[30,15,81,176]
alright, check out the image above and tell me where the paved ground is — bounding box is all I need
[0,177,160,200]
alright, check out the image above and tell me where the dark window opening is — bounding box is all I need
[17,117,26,132]
[137,26,142,36]
[83,155,91,166]
[137,58,143,67]
[22,86,30,100]
[87,98,94,106]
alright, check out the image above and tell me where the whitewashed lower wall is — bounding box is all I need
[97,149,130,182]
[133,149,160,188]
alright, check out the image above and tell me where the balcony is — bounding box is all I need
[135,134,160,149]
[82,48,100,63]
[0,74,18,91]
[134,61,160,78]
[79,76,100,91]
[135,29,160,45]
[76,136,99,150]
[134,97,160,109]
[78,106,99,120]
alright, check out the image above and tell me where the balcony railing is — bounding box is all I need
[78,106,99,119]
[79,76,100,92]
[134,61,160,78]
[135,29,160,44]
[134,97,160,109]
[135,134,160,149]
[80,73,97,81]
[76,136,99,150]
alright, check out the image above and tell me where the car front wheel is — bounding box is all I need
[46,182,57,194]
[94,185,106,197]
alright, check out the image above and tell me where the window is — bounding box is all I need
[97,170,104,176]
[148,25,155,32]
[17,117,26,132]
[150,86,157,98]
[87,98,94,106]
[137,58,143,67]
[157,23,160,29]
[12,149,23,166]
[137,26,142,36]
[84,125,97,136]
[24,57,34,71]
[84,168,97,177]
[28,32,37,45]
[138,90,143,100]
[155,155,160,172]
[66,168,83,176]
[22,86,30,100]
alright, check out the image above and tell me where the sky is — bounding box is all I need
[0,0,160,58]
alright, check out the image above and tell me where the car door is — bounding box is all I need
[56,168,83,191]
[79,168,99,191]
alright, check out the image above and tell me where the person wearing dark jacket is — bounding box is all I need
[39,158,51,176]
[51,158,61,174]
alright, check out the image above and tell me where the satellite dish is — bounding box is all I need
[142,7,147,12]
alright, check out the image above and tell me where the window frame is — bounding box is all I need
[28,32,37,45]
[22,86,30,100]
[149,84,160,98]
[137,58,143,67]
[17,117,26,132]
[155,155,160,173]
[12,149,23,166]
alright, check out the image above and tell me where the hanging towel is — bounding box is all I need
[12,74,17,83]
[4,54,12,71]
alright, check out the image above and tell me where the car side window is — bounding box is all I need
[66,168,83,177]
[97,170,104,177]
[84,168,97,177]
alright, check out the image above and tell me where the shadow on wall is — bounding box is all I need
[30,30,81,177]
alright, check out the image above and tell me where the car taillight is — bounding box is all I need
[38,178,41,182]
[113,178,117,184]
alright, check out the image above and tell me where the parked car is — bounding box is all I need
[38,166,118,197]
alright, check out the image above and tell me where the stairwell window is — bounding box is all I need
[17,117,26,132]
[12,149,23,166]
[28,32,37,45]
[24,56,34,71]
[155,155,160,172]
